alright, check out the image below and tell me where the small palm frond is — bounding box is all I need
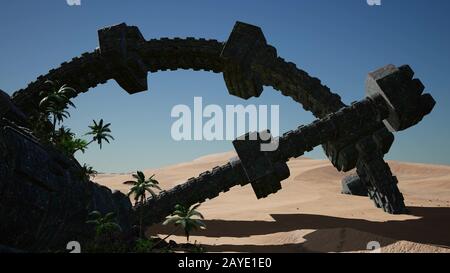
[191,219,206,229]
[136,171,146,181]
[162,215,183,226]
[85,219,100,225]
[104,212,117,222]
[88,210,102,219]
[188,210,204,219]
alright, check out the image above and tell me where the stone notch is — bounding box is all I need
[0,90,28,126]
[232,131,290,199]
[221,21,267,99]
[98,23,148,94]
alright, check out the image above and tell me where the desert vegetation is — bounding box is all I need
[163,204,206,243]
[32,81,114,181]
[124,171,162,238]
[83,203,207,253]
[33,81,207,253]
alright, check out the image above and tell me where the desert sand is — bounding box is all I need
[94,152,450,253]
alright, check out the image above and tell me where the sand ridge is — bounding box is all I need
[94,152,450,253]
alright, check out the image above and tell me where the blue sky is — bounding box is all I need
[0,0,449,173]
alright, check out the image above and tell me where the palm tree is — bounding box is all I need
[85,119,114,149]
[55,126,75,139]
[86,211,122,242]
[163,204,206,243]
[54,127,89,155]
[81,164,98,180]
[123,171,161,238]
[41,99,72,132]
[71,138,89,153]
[59,135,89,155]
[39,81,77,132]
[39,80,77,109]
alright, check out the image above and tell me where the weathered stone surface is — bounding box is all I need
[139,161,247,226]
[98,23,148,94]
[355,136,406,213]
[366,64,436,132]
[233,131,289,199]
[140,84,433,224]
[9,22,393,174]
[341,174,368,196]
[0,90,28,126]
[0,120,133,251]
[221,21,266,99]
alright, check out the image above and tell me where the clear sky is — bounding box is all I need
[0,0,449,173]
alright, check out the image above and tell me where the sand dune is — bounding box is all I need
[94,152,450,253]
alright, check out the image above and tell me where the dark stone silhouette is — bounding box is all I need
[341,174,368,196]
[0,22,435,251]
[140,69,434,225]
[0,91,132,251]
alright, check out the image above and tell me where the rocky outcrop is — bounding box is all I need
[0,91,132,252]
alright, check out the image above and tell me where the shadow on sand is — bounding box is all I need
[150,206,450,252]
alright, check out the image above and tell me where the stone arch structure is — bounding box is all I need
[10,22,403,218]
[1,22,436,251]
[12,21,391,173]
